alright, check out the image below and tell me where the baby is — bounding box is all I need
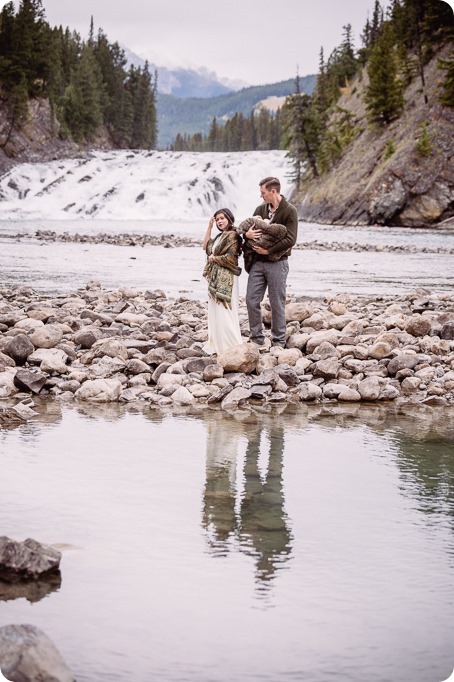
[237,216,287,273]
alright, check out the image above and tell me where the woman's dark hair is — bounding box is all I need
[214,208,235,229]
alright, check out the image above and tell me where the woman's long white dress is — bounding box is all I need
[203,275,242,355]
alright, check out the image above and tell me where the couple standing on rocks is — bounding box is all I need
[202,176,299,356]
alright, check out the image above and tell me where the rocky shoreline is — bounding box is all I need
[1,281,453,420]
[3,229,454,255]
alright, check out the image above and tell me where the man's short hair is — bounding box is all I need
[259,176,281,192]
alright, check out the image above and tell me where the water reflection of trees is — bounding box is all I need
[202,411,293,592]
[305,403,454,524]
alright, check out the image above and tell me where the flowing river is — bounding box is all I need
[1,219,454,297]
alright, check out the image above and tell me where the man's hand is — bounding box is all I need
[252,244,268,255]
[245,226,262,240]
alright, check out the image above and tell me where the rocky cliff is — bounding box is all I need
[0,97,113,176]
[293,44,453,227]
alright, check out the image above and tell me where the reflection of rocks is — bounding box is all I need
[0,624,75,682]
[0,571,61,603]
[0,537,61,581]
[0,283,453,412]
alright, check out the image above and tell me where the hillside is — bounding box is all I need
[157,75,316,147]
[292,44,453,227]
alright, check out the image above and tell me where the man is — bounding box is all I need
[242,176,298,349]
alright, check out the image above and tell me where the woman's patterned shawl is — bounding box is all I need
[203,229,242,308]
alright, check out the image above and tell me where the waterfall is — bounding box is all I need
[0,149,294,222]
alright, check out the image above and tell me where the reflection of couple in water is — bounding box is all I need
[202,415,292,589]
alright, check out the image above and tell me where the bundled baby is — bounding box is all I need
[237,216,287,273]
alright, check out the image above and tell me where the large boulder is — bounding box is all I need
[218,342,259,374]
[0,624,75,682]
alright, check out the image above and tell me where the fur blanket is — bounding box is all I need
[238,216,287,273]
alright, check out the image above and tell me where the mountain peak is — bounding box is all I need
[122,46,249,98]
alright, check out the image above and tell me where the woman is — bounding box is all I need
[202,208,243,355]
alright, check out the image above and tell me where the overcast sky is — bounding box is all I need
[4,0,453,85]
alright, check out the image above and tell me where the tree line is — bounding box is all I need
[0,0,157,149]
[171,106,284,152]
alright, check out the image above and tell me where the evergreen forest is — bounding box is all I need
[0,0,157,149]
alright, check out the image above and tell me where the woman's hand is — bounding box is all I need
[208,254,216,262]
[208,216,215,229]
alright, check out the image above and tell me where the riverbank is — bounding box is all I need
[1,282,453,419]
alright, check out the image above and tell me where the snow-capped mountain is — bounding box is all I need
[0,149,294,222]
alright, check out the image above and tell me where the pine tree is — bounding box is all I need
[282,74,319,183]
[438,55,454,108]
[364,24,404,125]
[313,47,330,119]
[339,24,358,86]
[62,44,103,140]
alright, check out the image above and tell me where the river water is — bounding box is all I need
[1,219,454,297]
[0,401,453,682]
[1,218,454,681]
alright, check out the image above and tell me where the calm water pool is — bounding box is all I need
[1,402,453,681]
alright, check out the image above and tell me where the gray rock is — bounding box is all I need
[184,357,215,373]
[0,371,18,398]
[338,387,361,401]
[221,386,251,409]
[273,364,300,387]
[387,353,420,375]
[357,376,381,401]
[73,328,102,348]
[314,358,341,380]
[75,378,122,402]
[14,369,47,394]
[297,382,322,401]
[440,322,454,340]
[29,324,63,349]
[202,363,224,382]
[4,334,35,364]
[0,537,61,581]
[249,384,273,398]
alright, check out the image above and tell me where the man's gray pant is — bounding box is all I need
[246,259,289,346]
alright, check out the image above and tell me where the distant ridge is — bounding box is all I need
[157,75,317,148]
[123,46,246,98]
